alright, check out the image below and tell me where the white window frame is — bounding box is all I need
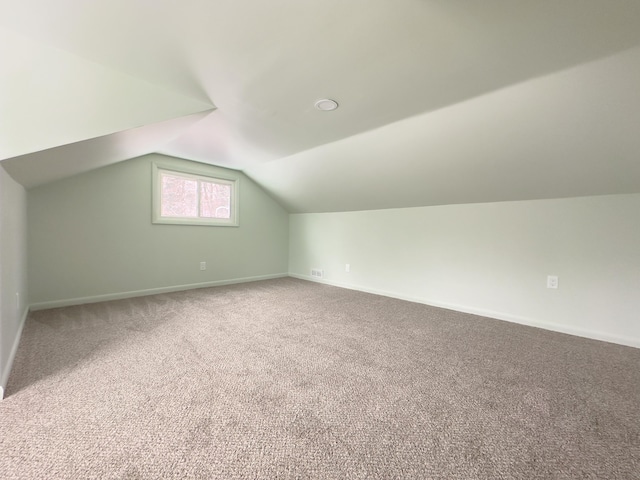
[152,162,239,227]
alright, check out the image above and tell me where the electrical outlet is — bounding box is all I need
[311,268,323,278]
[345,263,350,273]
[200,261,206,271]
[547,275,558,289]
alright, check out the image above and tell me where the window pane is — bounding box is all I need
[200,181,231,219]
[161,173,198,217]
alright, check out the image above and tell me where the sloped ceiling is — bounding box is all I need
[2,111,211,188]
[0,27,214,161]
[1,1,640,212]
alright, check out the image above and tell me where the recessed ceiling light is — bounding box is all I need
[314,99,339,111]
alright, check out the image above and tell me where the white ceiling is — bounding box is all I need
[1,1,640,211]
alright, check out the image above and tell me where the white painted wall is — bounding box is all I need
[28,154,289,308]
[289,194,640,348]
[0,165,29,399]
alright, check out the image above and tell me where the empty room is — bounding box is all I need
[1,1,639,478]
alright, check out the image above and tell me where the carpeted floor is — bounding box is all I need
[1,278,639,479]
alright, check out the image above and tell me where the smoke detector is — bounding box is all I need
[314,99,339,111]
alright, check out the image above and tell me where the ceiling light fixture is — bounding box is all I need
[314,99,339,111]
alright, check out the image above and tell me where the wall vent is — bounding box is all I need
[311,268,324,279]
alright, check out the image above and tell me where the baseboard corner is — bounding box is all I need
[0,306,29,400]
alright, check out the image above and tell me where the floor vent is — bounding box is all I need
[311,269,324,279]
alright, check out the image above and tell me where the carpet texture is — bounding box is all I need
[1,278,639,479]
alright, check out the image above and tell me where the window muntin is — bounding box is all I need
[152,164,238,226]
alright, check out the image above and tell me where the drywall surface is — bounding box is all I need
[247,46,640,214]
[0,165,28,398]
[289,194,640,347]
[28,154,289,307]
[0,27,212,160]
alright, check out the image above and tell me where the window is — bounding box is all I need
[152,163,239,226]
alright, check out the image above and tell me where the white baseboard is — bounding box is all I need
[29,273,289,311]
[290,273,640,350]
[1,306,29,400]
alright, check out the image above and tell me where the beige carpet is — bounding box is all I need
[1,278,639,479]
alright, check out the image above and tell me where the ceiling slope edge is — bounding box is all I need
[244,45,640,213]
[0,27,214,161]
[2,110,213,188]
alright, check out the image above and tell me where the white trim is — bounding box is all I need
[289,273,640,350]
[1,306,29,400]
[152,162,240,227]
[29,273,288,311]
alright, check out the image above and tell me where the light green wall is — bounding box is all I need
[289,194,640,347]
[28,154,289,307]
[0,165,28,398]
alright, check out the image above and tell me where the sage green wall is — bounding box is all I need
[28,154,289,307]
[0,165,28,398]
[289,194,640,348]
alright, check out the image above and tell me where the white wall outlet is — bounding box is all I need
[200,261,206,271]
[311,268,323,278]
[547,275,559,289]
[345,263,350,273]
